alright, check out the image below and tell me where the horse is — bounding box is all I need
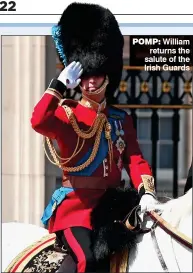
[2,222,49,272]
[128,188,192,272]
[2,188,192,272]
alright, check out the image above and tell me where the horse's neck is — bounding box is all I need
[142,215,181,272]
[128,216,169,272]
[129,212,192,272]
[155,194,192,271]
[152,220,182,272]
[171,214,192,272]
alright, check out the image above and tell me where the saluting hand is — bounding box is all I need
[58,61,83,89]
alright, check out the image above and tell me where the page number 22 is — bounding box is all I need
[0,1,16,11]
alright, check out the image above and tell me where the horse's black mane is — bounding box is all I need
[157,195,172,203]
[90,187,140,263]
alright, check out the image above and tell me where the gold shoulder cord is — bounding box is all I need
[43,105,113,172]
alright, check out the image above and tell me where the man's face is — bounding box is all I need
[80,75,105,93]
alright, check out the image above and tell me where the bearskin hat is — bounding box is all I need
[52,2,124,103]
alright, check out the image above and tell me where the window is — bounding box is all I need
[137,111,174,170]
[158,116,173,169]
[137,117,152,165]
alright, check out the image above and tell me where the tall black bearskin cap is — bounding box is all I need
[52,2,124,103]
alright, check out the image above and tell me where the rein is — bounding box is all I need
[124,206,192,272]
[148,211,192,250]
[124,206,192,249]
[147,211,192,272]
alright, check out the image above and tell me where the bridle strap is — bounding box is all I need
[148,211,192,250]
[151,227,169,272]
[123,205,151,234]
[123,208,191,272]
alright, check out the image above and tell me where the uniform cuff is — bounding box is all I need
[45,89,63,101]
[48,78,67,96]
[141,174,155,193]
[138,183,145,198]
[138,174,156,199]
[145,191,157,199]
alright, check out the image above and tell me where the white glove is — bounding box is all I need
[58,61,83,89]
[139,192,159,213]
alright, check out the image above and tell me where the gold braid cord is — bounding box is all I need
[43,105,113,172]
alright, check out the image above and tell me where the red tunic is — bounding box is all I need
[30,92,153,232]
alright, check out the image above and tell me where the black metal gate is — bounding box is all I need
[115,66,192,198]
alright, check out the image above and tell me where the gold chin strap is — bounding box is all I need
[79,75,109,95]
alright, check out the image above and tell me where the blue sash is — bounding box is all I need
[41,187,74,225]
[41,107,126,225]
[68,107,126,176]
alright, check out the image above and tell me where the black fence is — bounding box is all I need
[116,67,192,198]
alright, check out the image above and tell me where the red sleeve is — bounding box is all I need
[30,92,67,139]
[123,114,154,193]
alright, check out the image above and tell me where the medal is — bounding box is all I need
[115,137,126,154]
[119,121,124,136]
[116,129,120,136]
[120,129,124,136]
[115,121,120,136]
[114,120,124,136]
